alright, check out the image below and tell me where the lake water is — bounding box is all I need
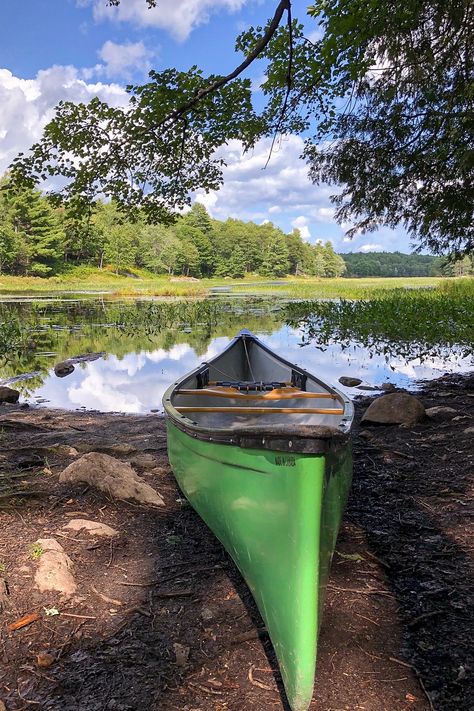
[0,294,471,413]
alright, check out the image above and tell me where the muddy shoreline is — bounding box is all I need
[0,372,472,711]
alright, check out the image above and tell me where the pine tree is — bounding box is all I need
[322,241,346,277]
[227,244,247,278]
[7,187,63,276]
[183,203,213,234]
[260,230,290,277]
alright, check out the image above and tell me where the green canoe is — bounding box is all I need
[163,330,354,711]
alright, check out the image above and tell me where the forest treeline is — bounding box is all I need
[0,179,471,279]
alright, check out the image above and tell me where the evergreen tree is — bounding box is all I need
[175,223,214,276]
[285,229,306,275]
[7,187,62,276]
[183,203,213,234]
[311,244,327,277]
[260,230,290,277]
[322,241,346,277]
[227,244,247,278]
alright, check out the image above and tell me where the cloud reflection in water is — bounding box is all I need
[25,327,472,413]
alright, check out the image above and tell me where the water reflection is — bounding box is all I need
[20,327,472,414]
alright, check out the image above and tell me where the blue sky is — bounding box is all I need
[0,0,413,253]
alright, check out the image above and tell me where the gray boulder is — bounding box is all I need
[339,376,362,387]
[0,386,20,404]
[59,452,165,507]
[54,361,75,378]
[361,392,425,426]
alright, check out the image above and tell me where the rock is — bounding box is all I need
[381,383,396,392]
[173,642,190,667]
[149,466,171,477]
[59,453,165,507]
[200,606,214,621]
[36,651,55,668]
[338,376,362,387]
[0,386,20,404]
[425,406,458,421]
[361,393,425,426]
[75,442,137,456]
[34,538,76,597]
[356,385,380,391]
[54,361,75,378]
[62,519,119,538]
[359,429,376,440]
[129,453,157,470]
[463,426,474,436]
[48,444,79,458]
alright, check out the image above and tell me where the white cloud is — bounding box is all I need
[0,66,128,174]
[291,215,311,240]
[98,40,154,79]
[359,243,384,253]
[82,0,252,42]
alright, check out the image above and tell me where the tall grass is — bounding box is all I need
[285,279,474,361]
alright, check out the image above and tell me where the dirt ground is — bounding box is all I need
[0,373,472,711]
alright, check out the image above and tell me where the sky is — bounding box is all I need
[0,0,414,253]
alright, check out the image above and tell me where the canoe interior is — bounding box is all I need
[170,334,349,431]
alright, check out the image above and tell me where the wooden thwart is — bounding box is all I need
[176,406,344,415]
[176,387,338,401]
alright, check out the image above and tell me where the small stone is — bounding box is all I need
[173,642,190,667]
[0,386,20,404]
[381,383,396,392]
[338,376,362,387]
[34,538,76,597]
[200,606,214,621]
[129,453,157,470]
[49,444,79,458]
[425,406,458,421]
[37,651,55,668]
[359,430,376,440]
[62,519,119,538]
[54,361,75,378]
[361,393,425,426]
[356,385,380,391]
[75,442,137,456]
[59,453,165,507]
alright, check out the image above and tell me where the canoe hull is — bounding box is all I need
[166,419,352,711]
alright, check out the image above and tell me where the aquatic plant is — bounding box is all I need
[285,281,474,362]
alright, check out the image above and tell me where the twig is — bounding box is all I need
[327,585,393,596]
[91,585,123,606]
[231,628,267,645]
[407,610,442,628]
[248,664,273,691]
[59,613,96,620]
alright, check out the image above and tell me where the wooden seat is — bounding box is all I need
[175,386,338,401]
[175,406,345,415]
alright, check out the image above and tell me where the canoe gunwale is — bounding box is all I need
[163,330,354,454]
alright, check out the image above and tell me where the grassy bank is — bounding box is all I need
[0,267,450,299]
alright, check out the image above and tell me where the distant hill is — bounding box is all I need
[339,251,442,277]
